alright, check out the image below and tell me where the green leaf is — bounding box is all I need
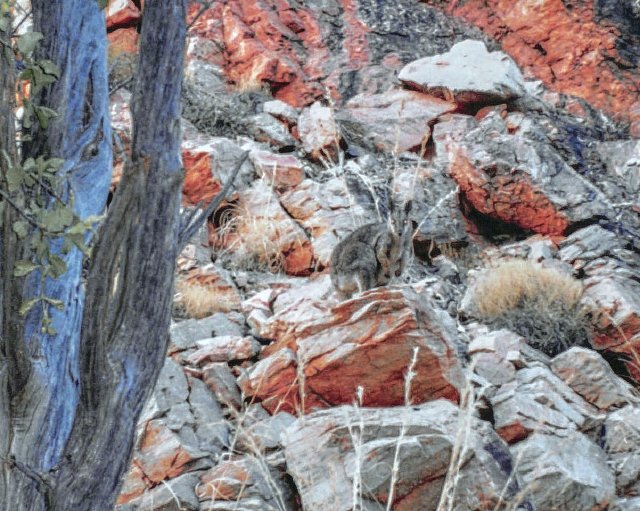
[48,254,67,278]
[46,158,65,171]
[19,297,40,316]
[42,205,74,232]
[97,0,108,9]
[14,260,40,277]
[34,106,58,129]
[0,17,9,33]
[6,165,24,192]
[39,60,60,78]
[17,32,44,56]
[12,219,29,239]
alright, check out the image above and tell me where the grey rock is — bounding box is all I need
[169,313,245,353]
[551,347,640,410]
[559,225,627,267]
[596,139,640,207]
[604,405,640,495]
[115,472,201,511]
[512,431,616,511]
[238,411,297,452]
[282,400,516,511]
[246,113,296,148]
[201,362,243,409]
[491,365,603,443]
[263,99,299,124]
[187,376,229,454]
[399,39,526,104]
[141,358,190,421]
[610,496,640,511]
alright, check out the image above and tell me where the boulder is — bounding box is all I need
[282,400,516,511]
[335,89,455,153]
[238,286,464,414]
[297,102,340,160]
[512,430,616,511]
[398,40,526,105]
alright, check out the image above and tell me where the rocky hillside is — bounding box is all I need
[108,1,640,510]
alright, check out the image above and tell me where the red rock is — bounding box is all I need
[429,0,640,121]
[450,149,570,236]
[185,335,261,366]
[116,463,148,505]
[106,0,141,31]
[181,148,224,205]
[134,420,203,483]
[238,286,463,414]
[107,27,139,57]
[250,150,304,190]
[197,458,252,500]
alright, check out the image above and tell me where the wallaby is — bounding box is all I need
[330,200,413,299]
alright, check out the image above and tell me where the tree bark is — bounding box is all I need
[1,2,112,510]
[47,0,188,509]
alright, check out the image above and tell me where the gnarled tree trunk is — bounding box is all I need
[0,0,189,509]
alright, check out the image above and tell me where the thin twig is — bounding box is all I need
[177,151,248,250]
[0,188,42,229]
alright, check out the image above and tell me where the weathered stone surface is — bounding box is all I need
[116,472,201,511]
[611,497,640,511]
[133,419,207,483]
[297,102,340,160]
[246,113,296,148]
[435,112,611,236]
[187,376,229,454]
[604,405,640,495]
[201,362,243,409]
[211,182,313,275]
[399,40,526,104]
[491,365,603,443]
[169,313,245,354]
[596,140,640,210]
[181,133,252,205]
[249,149,304,191]
[559,226,640,381]
[283,400,516,511]
[185,336,261,366]
[512,431,616,511]
[279,177,370,266]
[237,411,296,453]
[263,100,299,125]
[551,347,640,410]
[197,455,293,509]
[336,89,455,153]
[238,287,463,414]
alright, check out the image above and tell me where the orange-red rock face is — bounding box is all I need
[426,0,640,124]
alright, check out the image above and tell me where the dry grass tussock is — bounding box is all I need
[215,204,288,273]
[472,259,590,357]
[174,279,240,319]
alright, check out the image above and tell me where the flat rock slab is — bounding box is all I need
[282,400,516,511]
[238,286,464,414]
[551,347,640,410]
[399,39,526,105]
[336,89,455,153]
[513,430,615,511]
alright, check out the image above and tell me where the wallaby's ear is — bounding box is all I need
[403,200,413,216]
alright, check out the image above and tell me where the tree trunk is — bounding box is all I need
[1,2,112,510]
[48,0,188,508]
[1,0,187,509]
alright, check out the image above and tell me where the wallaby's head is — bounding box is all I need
[376,230,402,280]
